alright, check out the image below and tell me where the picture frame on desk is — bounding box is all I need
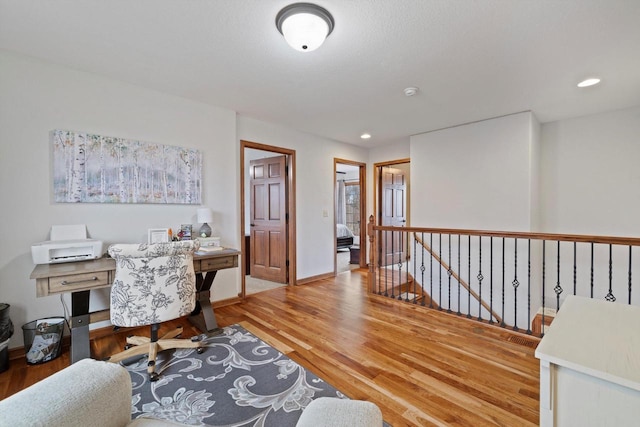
[148,228,170,244]
[180,224,192,241]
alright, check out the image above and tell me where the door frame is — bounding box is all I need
[240,140,297,298]
[334,158,367,271]
[373,158,410,227]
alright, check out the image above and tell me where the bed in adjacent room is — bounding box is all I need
[337,223,355,250]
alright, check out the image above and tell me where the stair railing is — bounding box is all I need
[414,233,503,324]
[367,216,640,336]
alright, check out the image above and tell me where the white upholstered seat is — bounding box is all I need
[296,397,383,427]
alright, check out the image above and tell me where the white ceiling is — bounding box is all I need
[1,0,639,148]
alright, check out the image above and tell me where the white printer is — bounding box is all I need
[31,224,104,264]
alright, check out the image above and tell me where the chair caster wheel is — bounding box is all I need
[190,336,201,342]
[149,372,160,382]
[196,347,205,354]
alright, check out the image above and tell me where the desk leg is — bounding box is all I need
[70,290,91,364]
[189,271,223,335]
[539,359,555,427]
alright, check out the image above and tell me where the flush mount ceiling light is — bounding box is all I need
[276,3,334,52]
[360,133,371,139]
[577,78,601,88]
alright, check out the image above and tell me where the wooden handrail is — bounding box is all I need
[372,225,640,247]
[414,234,503,324]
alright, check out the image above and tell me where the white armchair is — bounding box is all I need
[0,358,182,427]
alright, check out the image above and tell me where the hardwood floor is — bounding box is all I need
[0,270,540,426]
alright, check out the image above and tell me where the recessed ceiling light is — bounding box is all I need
[360,133,371,139]
[577,78,601,88]
[404,87,419,97]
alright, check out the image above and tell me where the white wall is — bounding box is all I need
[529,115,542,231]
[408,112,539,326]
[538,106,640,309]
[368,140,410,163]
[367,139,410,223]
[0,51,239,348]
[372,106,640,237]
[410,112,536,231]
[540,106,640,236]
[237,117,368,279]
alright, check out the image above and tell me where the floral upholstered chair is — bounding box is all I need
[106,241,204,381]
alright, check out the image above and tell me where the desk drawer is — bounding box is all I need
[200,255,237,271]
[48,271,110,294]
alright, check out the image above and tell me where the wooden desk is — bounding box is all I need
[30,248,239,364]
[535,295,640,426]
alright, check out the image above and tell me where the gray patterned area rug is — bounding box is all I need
[122,324,347,426]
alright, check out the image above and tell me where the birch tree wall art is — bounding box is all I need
[52,130,202,204]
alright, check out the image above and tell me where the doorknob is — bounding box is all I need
[250,224,255,226]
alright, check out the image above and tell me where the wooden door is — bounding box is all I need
[380,166,406,266]
[249,155,288,283]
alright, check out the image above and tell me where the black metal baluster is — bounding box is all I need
[527,239,532,335]
[457,235,461,316]
[605,244,616,302]
[416,233,418,304]
[573,242,577,295]
[379,230,384,296]
[390,230,395,299]
[513,238,519,331]
[477,236,483,321]
[429,233,434,308]
[385,231,390,297]
[541,241,546,337]
[489,237,494,324]
[590,242,594,298]
[555,241,563,311]
[375,232,380,293]
[398,231,405,302]
[402,230,407,302]
[629,246,632,305]
[467,236,471,319]
[377,230,381,295]
[447,234,452,312]
[501,238,505,327]
[421,232,426,306]
[377,230,380,295]
[438,234,442,310]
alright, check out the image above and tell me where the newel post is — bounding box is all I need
[367,215,376,293]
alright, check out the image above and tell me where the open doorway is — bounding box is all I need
[334,159,366,274]
[241,140,297,297]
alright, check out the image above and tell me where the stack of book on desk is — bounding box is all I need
[195,245,223,255]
